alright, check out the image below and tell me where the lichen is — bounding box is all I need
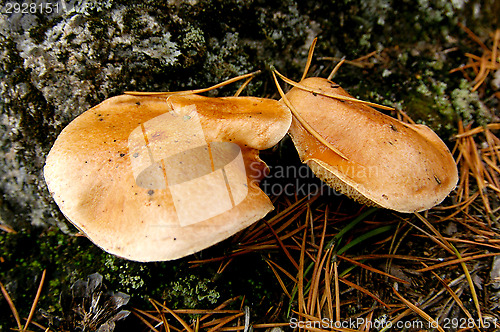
[104,256,146,293]
[407,72,492,133]
[72,0,115,15]
[451,79,491,126]
[164,274,220,308]
[132,33,181,66]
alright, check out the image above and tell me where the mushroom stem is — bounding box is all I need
[274,69,394,111]
[124,71,261,96]
[272,70,349,161]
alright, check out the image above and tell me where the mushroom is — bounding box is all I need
[44,93,291,261]
[274,41,458,213]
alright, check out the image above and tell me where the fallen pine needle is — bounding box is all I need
[392,287,445,332]
[423,262,480,331]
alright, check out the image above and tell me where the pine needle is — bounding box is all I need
[150,299,195,332]
[272,70,350,161]
[125,71,261,96]
[337,255,409,284]
[24,269,46,331]
[414,212,483,326]
[339,277,390,309]
[265,260,292,298]
[0,279,22,331]
[423,262,480,331]
[392,287,445,332]
[274,69,395,111]
[301,37,317,81]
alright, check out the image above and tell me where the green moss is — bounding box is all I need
[0,228,281,328]
[0,228,122,328]
[180,25,206,58]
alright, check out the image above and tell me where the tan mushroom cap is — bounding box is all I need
[44,94,292,261]
[286,77,458,213]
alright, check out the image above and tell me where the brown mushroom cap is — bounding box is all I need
[286,77,458,213]
[44,94,291,261]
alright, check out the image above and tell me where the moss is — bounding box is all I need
[178,25,206,67]
[0,228,142,328]
[0,228,282,328]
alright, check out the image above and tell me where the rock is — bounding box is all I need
[490,256,500,289]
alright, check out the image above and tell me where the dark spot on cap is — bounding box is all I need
[312,92,317,96]
[434,175,441,185]
[331,84,340,89]
[382,194,388,200]
[390,124,398,132]
[99,118,104,121]
[136,102,141,105]
[148,190,154,195]
[173,238,177,241]
[120,153,126,157]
